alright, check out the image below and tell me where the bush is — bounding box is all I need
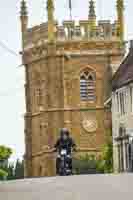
[72,139,113,175]
[1,160,24,180]
[73,154,104,174]
[14,159,24,179]
[0,169,8,180]
[96,140,113,173]
[3,163,15,180]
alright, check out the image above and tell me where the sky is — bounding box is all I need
[0,0,133,161]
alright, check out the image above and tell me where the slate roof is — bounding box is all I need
[112,49,133,91]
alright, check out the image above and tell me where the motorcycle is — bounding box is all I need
[57,148,72,176]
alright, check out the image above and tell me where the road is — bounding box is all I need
[0,174,133,200]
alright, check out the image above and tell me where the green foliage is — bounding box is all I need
[73,154,103,174]
[5,164,15,180]
[14,159,24,179]
[0,145,24,180]
[0,145,12,180]
[73,139,113,174]
[0,168,8,180]
[96,128,113,173]
[0,145,12,160]
[1,160,24,180]
[96,140,113,173]
[103,142,113,172]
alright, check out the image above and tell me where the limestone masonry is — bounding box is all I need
[20,0,125,177]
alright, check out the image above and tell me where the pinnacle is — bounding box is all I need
[20,0,28,16]
[88,0,96,19]
[47,0,54,10]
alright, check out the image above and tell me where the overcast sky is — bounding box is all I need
[0,0,132,161]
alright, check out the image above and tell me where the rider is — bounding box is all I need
[54,128,76,174]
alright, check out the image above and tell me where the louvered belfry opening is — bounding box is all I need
[80,69,96,101]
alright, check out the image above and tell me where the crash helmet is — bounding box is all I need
[60,128,69,139]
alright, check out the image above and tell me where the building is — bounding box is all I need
[20,0,125,177]
[112,41,133,173]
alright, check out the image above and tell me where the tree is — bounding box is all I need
[0,145,12,161]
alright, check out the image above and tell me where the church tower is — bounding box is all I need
[20,0,125,177]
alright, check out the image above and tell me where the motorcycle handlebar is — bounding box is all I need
[45,147,80,153]
[52,147,79,153]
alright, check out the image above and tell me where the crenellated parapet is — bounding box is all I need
[23,19,119,49]
[20,0,124,50]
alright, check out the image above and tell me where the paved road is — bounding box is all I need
[0,174,133,200]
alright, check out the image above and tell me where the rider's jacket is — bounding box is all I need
[54,137,76,154]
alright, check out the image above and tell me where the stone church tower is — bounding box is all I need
[20,0,125,177]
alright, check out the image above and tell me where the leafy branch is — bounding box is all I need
[0,145,12,160]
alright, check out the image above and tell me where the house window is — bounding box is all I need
[80,69,96,101]
[119,92,125,115]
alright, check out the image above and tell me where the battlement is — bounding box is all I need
[23,19,119,48]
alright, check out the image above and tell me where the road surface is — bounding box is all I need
[0,174,132,200]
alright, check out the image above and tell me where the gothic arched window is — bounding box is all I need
[80,69,96,101]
